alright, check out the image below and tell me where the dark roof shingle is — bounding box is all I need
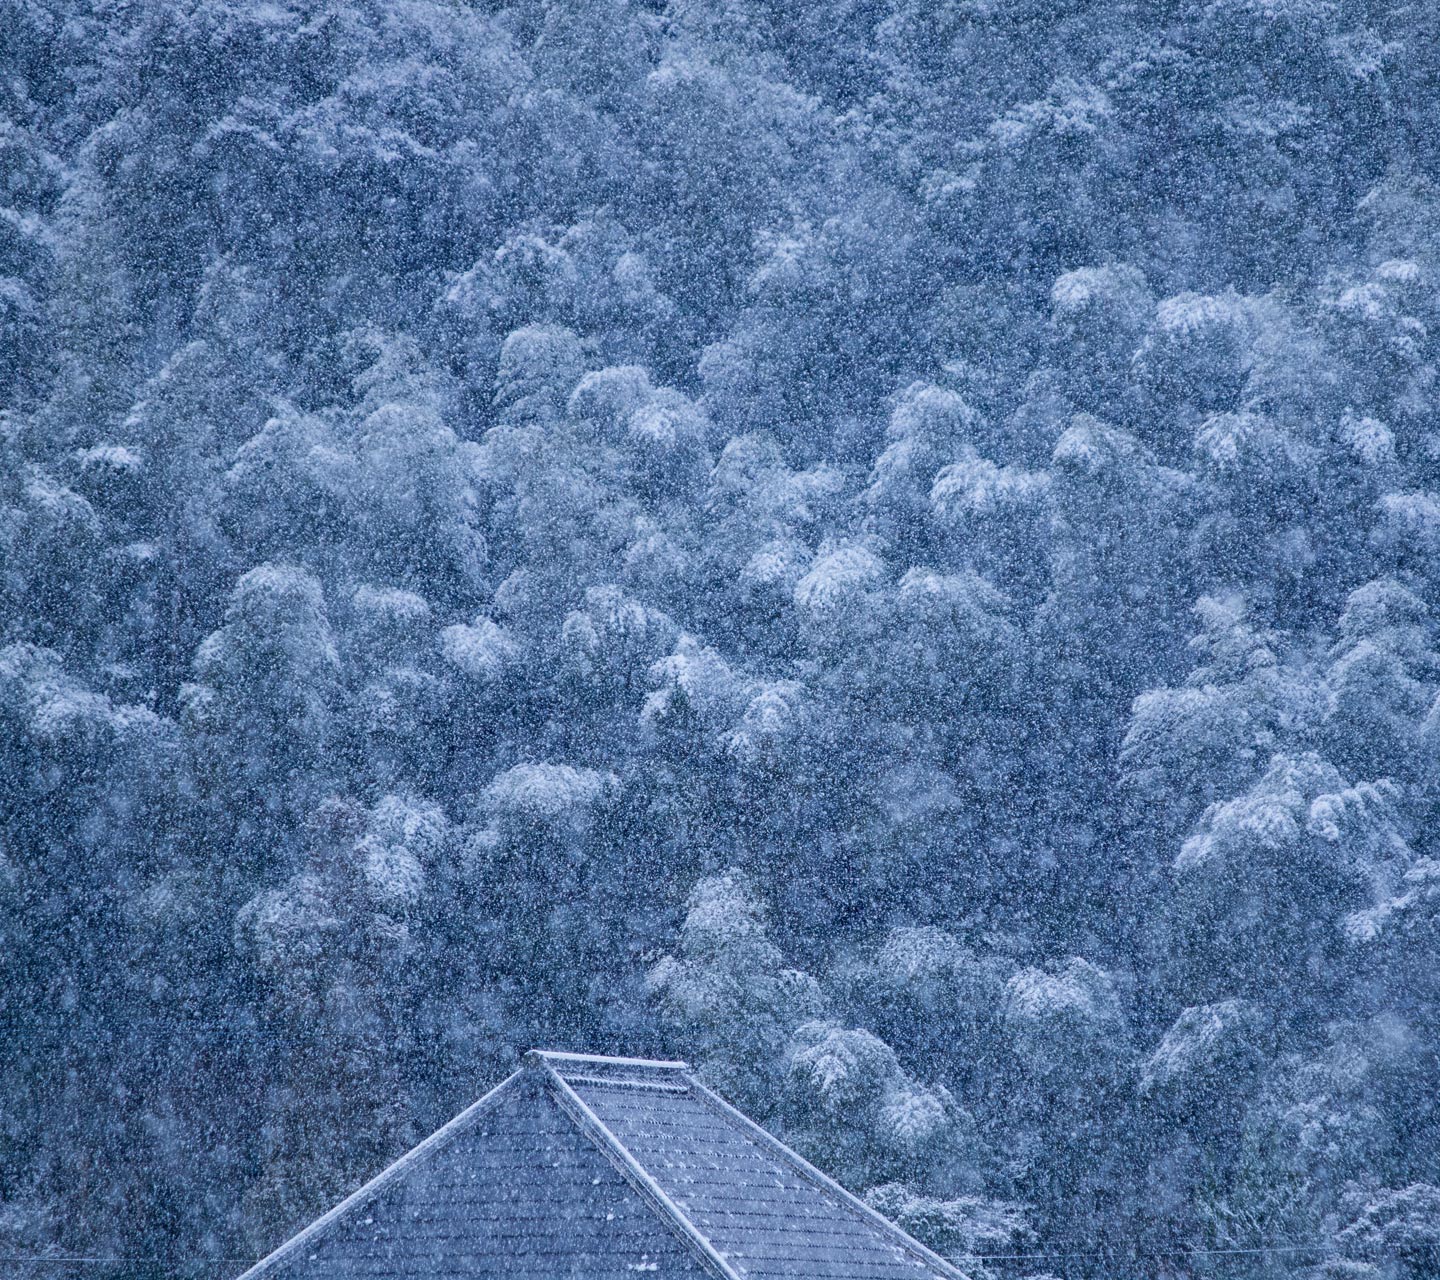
[234,1051,968,1280]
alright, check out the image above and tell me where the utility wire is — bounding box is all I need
[4,1239,1434,1265]
[974,1239,1342,1261]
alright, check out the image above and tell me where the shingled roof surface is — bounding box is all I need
[233,1051,968,1280]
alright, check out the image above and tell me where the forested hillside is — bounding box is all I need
[4,1,1440,1276]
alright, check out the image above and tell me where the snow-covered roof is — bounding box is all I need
[232,1049,969,1280]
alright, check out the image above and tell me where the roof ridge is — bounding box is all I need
[535,1060,743,1280]
[680,1072,972,1280]
[559,1073,690,1092]
[525,1048,689,1070]
[230,1067,524,1280]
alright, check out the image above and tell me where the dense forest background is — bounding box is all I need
[4,1,1440,1276]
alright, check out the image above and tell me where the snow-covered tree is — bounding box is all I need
[651,871,822,1111]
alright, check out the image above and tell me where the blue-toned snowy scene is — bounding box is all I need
[3,1,1439,1277]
